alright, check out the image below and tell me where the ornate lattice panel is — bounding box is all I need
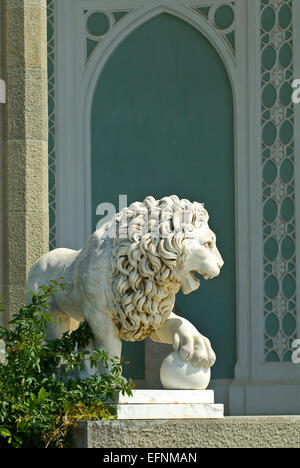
[261,0,296,362]
[47,0,57,250]
[190,2,235,57]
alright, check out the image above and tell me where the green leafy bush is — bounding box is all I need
[0,280,134,448]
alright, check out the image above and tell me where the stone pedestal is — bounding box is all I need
[114,389,224,419]
[71,416,300,448]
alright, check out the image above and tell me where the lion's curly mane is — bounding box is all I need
[106,195,208,341]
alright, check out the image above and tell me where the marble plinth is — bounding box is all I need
[114,389,224,420]
[118,389,214,404]
[116,402,224,420]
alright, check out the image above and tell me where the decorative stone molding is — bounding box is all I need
[190,2,236,58]
[80,2,236,67]
[84,9,133,62]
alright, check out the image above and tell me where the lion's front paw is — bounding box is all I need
[173,326,216,369]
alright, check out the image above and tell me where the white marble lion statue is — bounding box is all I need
[26,195,224,373]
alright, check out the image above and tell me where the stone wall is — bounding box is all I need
[0,0,49,324]
[71,417,300,448]
[0,0,6,326]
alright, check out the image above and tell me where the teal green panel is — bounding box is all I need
[261,6,276,32]
[280,158,293,183]
[91,13,236,379]
[262,121,277,146]
[87,39,98,59]
[122,340,145,381]
[279,43,292,68]
[265,313,280,337]
[195,7,211,19]
[283,351,292,362]
[278,4,292,29]
[281,235,295,260]
[263,160,277,184]
[214,5,234,29]
[264,237,278,261]
[266,351,280,362]
[262,83,276,108]
[262,45,276,70]
[280,120,293,145]
[112,11,129,22]
[282,313,296,337]
[225,31,235,52]
[265,275,279,299]
[87,12,109,36]
[279,82,292,107]
[264,198,278,222]
[282,274,296,299]
[281,197,294,222]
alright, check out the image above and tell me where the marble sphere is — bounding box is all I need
[160,351,211,390]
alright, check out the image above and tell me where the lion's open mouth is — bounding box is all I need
[181,271,199,295]
[191,271,200,282]
[181,270,216,294]
[192,271,213,281]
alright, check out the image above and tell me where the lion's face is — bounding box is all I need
[180,224,224,295]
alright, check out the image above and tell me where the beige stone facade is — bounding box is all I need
[0,0,49,325]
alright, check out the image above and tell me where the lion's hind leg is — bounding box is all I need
[46,308,80,341]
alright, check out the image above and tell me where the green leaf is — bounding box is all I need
[0,427,12,437]
[0,280,135,448]
[38,387,49,403]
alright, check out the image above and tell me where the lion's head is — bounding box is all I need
[106,195,223,341]
[179,223,224,295]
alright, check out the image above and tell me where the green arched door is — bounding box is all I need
[91,13,236,380]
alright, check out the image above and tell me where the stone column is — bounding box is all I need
[1,0,49,324]
[0,1,5,326]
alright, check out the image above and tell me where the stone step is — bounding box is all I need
[71,417,300,448]
[115,403,224,420]
[118,389,214,404]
